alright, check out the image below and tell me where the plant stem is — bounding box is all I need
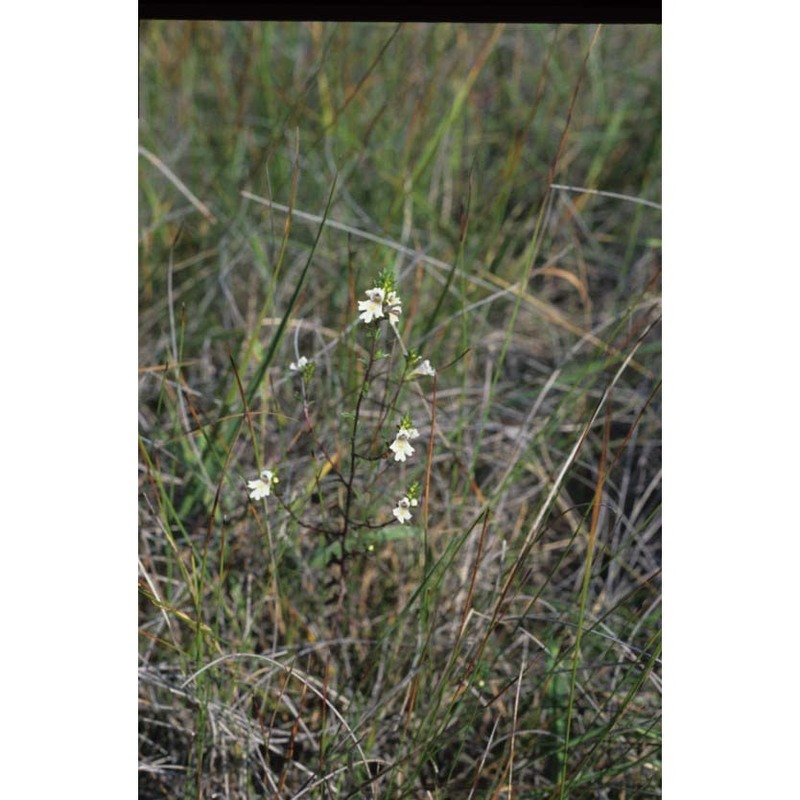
[338,330,379,613]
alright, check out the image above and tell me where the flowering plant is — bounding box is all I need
[245,272,438,613]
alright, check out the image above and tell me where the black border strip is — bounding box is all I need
[139,3,662,24]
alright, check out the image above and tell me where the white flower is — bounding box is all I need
[289,355,310,372]
[410,358,435,378]
[247,469,278,500]
[389,434,414,462]
[358,287,386,323]
[385,290,402,325]
[392,496,413,524]
[389,427,419,462]
[410,497,418,507]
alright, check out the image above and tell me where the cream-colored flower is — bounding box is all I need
[389,432,414,462]
[385,290,402,325]
[392,496,413,524]
[247,469,278,500]
[409,358,435,378]
[389,427,419,462]
[358,287,386,323]
[289,355,311,372]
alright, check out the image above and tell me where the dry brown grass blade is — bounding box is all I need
[138,145,218,224]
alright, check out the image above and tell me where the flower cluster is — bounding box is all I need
[289,355,310,372]
[358,286,402,325]
[289,355,315,381]
[247,468,278,500]
[389,419,420,462]
[392,481,421,525]
[392,495,418,524]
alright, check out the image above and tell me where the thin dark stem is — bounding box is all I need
[338,330,379,611]
[272,494,337,536]
[367,328,409,453]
